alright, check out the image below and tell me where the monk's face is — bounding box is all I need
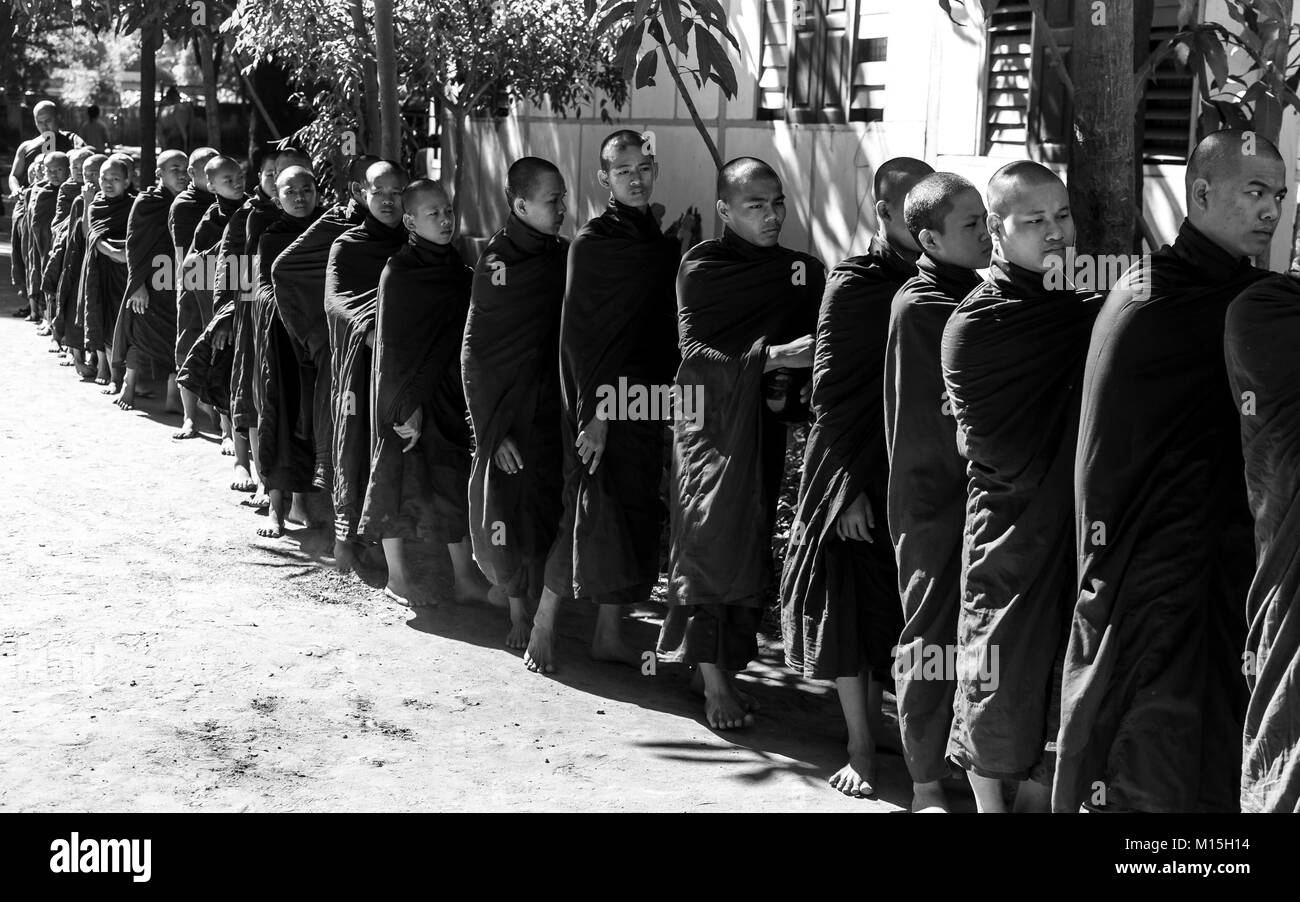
[1191,154,1287,259]
[29,160,45,184]
[600,145,656,209]
[34,106,57,134]
[208,164,245,201]
[158,154,190,194]
[82,161,103,187]
[45,158,70,186]
[718,175,786,247]
[258,156,279,196]
[276,172,318,220]
[404,190,456,245]
[365,171,407,227]
[923,188,991,270]
[188,158,213,193]
[990,179,1073,273]
[514,171,567,236]
[99,163,129,198]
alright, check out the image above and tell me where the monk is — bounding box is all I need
[26,151,70,337]
[358,178,490,604]
[273,153,380,491]
[885,172,991,812]
[79,153,136,390]
[14,156,45,323]
[941,162,1098,813]
[324,160,410,570]
[42,147,92,360]
[463,157,569,655]
[1055,130,1283,813]
[251,165,323,538]
[51,153,105,377]
[170,146,220,438]
[1225,270,1300,813]
[113,149,191,411]
[781,157,931,797]
[529,131,683,669]
[660,157,825,729]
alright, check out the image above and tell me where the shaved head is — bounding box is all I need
[275,164,314,190]
[506,156,562,206]
[599,129,649,172]
[205,155,244,201]
[717,156,781,204]
[987,160,1064,217]
[348,154,382,185]
[44,151,69,169]
[33,100,56,118]
[204,155,241,180]
[1185,128,1288,259]
[365,160,405,188]
[401,178,451,215]
[1186,128,1283,192]
[188,146,219,169]
[157,149,188,170]
[68,147,94,169]
[103,155,133,179]
[874,157,935,210]
[904,172,977,238]
[276,147,313,169]
[402,178,456,244]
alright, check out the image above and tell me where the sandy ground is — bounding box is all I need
[0,244,939,813]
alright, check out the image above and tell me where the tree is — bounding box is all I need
[590,0,741,171]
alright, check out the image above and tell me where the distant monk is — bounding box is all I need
[52,152,105,378]
[941,162,1099,813]
[885,171,991,813]
[324,160,410,570]
[169,145,220,438]
[530,130,682,670]
[1055,130,1283,813]
[358,179,491,604]
[112,149,191,411]
[10,100,82,319]
[660,157,825,730]
[463,157,569,655]
[13,156,44,323]
[42,147,92,359]
[175,155,250,453]
[1225,271,1300,813]
[780,156,931,797]
[26,151,70,337]
[273,153,380,491]
[79,153,136,390]
[250,164,323,538]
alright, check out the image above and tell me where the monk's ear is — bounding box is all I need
[511,195,527,219]
[874,198,891,225]
[715,197,731,225]
[597,168,611,191]
[986,211,1003,239]
[1189,177,1212,213]
[917,227,938,255]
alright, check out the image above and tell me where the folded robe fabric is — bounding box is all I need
[273,199,366,488]
[1055,220,1266,813]
[324,213,408,545]
[174,195,244,412]
[884,253,982,785]
[40,182,79,332]
[463,214,569,598]
[52,194,90,350]
[79,188,136,354]
[210,189,272,430]
[25,181,58,317]
[359,234,474,543]
[542,200,680,604]
[231,196,282,431]
[666,227,825,610]
[781,235,912,682]
[113,185,178,380]
[941,258,1099,784]
[1224,274,1300,813]
[252,208,321,493]
[169,186,216,368]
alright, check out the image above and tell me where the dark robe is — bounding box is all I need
[1224,274,1300,813]
[884,253,982,785]
[781,235,911,682]
[41,186,78,340]
[324,213,409,545]
[79,189,136,356]
[232,196,282,431]
[941,258,1098,784]
[112,185,178,380]
[252,208,322,493]
[169,185,216,368]
[1055,221,1266,813]
[272,199,367,489]
[658,228,824,669]
[174,195,244,413]
[25,180,58,318]
[463,214,569,598]
[52,194,90,350]
[8,129,79,294]
[359,235,474,543]
[542,200,680,605]
[211,189,274,431]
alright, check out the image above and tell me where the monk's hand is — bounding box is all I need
[127,286,149,314]
[575,416,608,474]
[394,407,422,453]
[212,321,232,351]
[836,492,874,543]
[765,334,814,371]
[494,435,524,474]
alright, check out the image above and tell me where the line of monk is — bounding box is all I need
[8,99,1298,812]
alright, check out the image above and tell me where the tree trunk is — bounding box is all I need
[451,107,467,221]
[348,0,381,152]
[139,15,158,187]
[373,0,402,160]
[1070,0,1135,255]
[197,32,221,151]
[1132,0,1152,252]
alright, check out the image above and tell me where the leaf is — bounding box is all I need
[1194,27,1229,89]
[616,22,645,80]
[1199,101,1222,135]
[593,1,636,38]
[695,22,735,98]
[695,21,713,84]
[634,48,658,87]
[661,0,688,53]
[1253,92,1282,141]
[632,0,653,26]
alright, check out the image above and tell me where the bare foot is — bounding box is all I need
[453,573,491,605]
[59,356,74,366]
[485,584,509,609]
[231,466,256,492]
[101,382,120,395]
[506,615,532,649]
[334,538,356,573]
[383,577,433,608]
[173,418,200,439]
[220,435,235,456]
[703,684,754,731]
[256,512,285,539]
[732,686,761,713]
[286,497,315,529]
[523,624,556,673]
[590,636,642,668]
[911,782,949,813]
[248,487,269,509]
[114,387,136,409]
[829,747,877,797]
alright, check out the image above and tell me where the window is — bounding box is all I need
[982,0,1195,163]
[758,0,890,124]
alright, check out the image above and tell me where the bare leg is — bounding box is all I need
[231,432,255,491]
[697,663,753,730]
[286,493,315,527]
[911,780,951,813]
[334,537,357,573]
[95,350,113,388]
[968,773,1007,813]
[164,374,183,414]
[256,489,286,538]
[446,539,490,603]
[524,589,561,673]
[219,413,235,456]
[115,367,139,408]
[247,426,267,507]
[506,595,531,649]
[828,672,876,797]
[589,604,640,667]
[174,385,202,439]
[1012,779,1050,814]
[381,537,429,606]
